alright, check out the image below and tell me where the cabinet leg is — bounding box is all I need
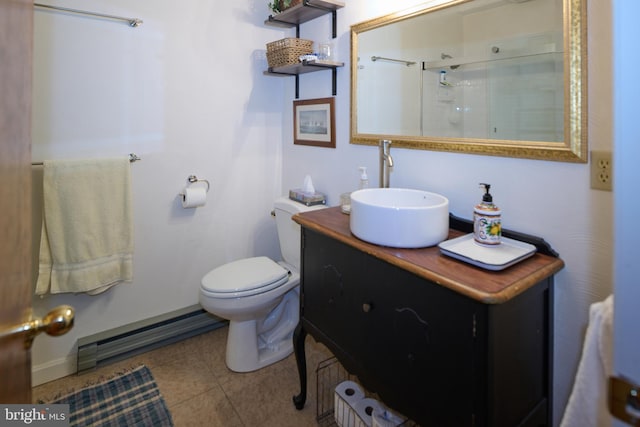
[292,321,307,410]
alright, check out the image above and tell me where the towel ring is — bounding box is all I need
[187,175,210,192]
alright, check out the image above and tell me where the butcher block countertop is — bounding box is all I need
[293,206,565,304]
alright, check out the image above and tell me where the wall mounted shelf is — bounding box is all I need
[265,0,344,38]
[267,59,343,75]
[264,60,343,98]
[264,0,345,98]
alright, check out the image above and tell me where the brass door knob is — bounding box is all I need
[0,305,74,349]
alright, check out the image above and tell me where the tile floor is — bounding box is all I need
[32,326,336,427]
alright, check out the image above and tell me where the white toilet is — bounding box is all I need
[199,197,325,372]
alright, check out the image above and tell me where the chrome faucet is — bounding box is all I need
[379,139,393,188]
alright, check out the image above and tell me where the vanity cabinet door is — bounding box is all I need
[301,229,367,351]
[356,254,481,427]
[301,229,482,426]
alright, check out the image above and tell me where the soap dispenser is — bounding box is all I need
[340,167,369,215]
[473,183,502,245]
[358,166,369,189]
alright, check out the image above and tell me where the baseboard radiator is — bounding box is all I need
[77,305,227,374]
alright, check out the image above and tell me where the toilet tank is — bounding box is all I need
[274,197,326,270]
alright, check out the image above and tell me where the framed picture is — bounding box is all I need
[293,97,336,148]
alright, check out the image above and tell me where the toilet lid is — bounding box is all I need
[201,256,289,294]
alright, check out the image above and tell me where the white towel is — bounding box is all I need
[36,157,134,295]
[560,295,614,427]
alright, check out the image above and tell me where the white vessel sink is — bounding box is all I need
[349,188,449,248]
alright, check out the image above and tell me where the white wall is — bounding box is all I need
[30,0,288,384]
[282,1,612,426]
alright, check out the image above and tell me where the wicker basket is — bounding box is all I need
[266,37,313,68]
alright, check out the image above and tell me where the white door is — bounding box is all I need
[611,1,640,426]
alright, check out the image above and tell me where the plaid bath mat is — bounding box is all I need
[50,365,173,427]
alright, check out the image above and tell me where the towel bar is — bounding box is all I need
[31,153,141,166]
[34,3,143,27]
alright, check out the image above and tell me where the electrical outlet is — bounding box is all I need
[590,150,613,191]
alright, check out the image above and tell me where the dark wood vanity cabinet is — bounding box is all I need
[292,208,563,427]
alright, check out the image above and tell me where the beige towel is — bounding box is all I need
[36,158,134,295]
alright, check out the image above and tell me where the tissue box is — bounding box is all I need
[289,189,326,206]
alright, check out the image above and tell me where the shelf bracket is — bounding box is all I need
[300,0,338,38]
[331,10,337,38]
[291,70,335,99]
[332,67,337,95]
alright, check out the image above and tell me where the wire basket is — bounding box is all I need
[315,357,419,427]
[316,357,353,426]
[266,37,313,68]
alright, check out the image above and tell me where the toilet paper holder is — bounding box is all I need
[178,175,210,208]
[185,175,210,192]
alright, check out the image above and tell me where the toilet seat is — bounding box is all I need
[201,256,290,299]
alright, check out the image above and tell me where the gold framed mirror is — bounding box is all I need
[350,0,587,162]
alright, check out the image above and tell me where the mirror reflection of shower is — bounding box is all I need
[361,36,563,142]
[421,34,563,142]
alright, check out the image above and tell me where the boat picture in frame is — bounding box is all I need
[293,97,335,148]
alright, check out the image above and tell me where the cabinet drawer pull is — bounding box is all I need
[362,303,372,313]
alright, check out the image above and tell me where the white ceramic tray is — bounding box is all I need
[438,233,537,271]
